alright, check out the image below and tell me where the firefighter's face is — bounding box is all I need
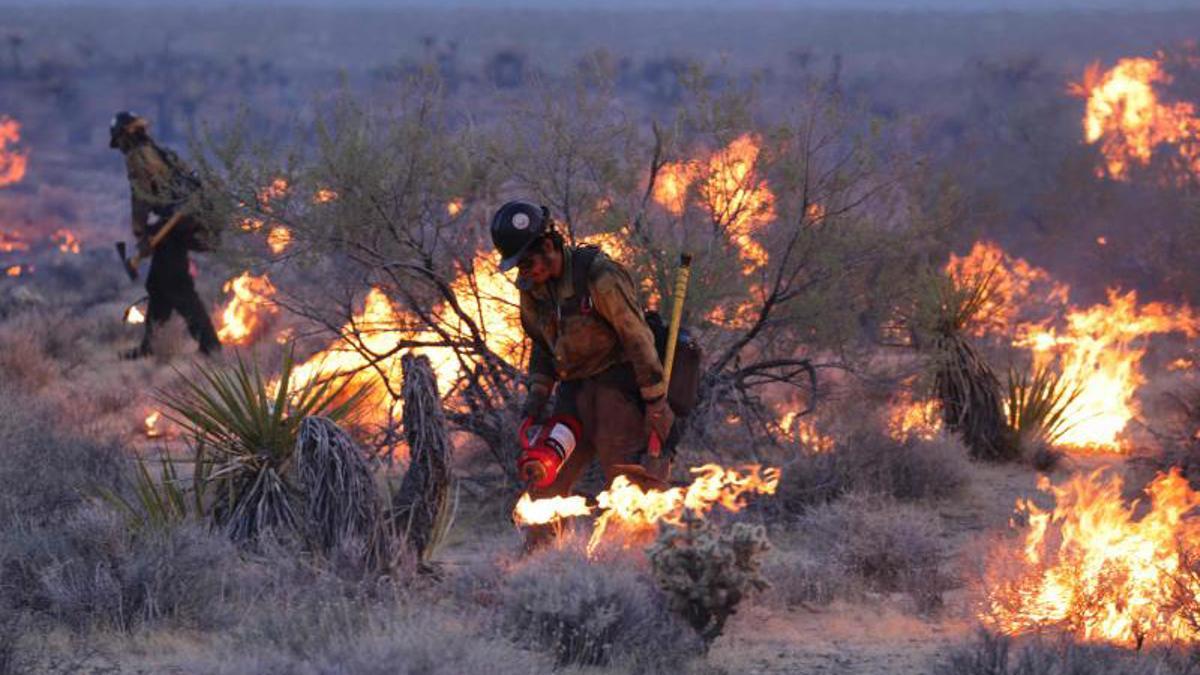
[517,239,561,285]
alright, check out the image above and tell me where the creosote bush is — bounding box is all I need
[935,630,1199,675]
[776,429,970,513]
[789,492,952,613]
[500,541,699,670]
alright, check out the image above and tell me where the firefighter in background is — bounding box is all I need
[492,201,674,515]
[110,111,221,359]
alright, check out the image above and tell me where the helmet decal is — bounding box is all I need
[512,212,530,230]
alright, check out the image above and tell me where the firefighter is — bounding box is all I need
[492,201,674,513]
[110,111,221,359]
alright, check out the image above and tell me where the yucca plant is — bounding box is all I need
[1006,364,1083,449]
[911,267,1018,461]
[99,449,208,531]
[160,351,370,543]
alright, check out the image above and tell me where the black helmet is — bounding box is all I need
[490,200,550,272]
[109,111,146,148]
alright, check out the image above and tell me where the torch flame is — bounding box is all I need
[126,305,146,324]
[513,463,780,557]
[215,272,278,346]
[0,116,27,188]
[986,468,1200,647]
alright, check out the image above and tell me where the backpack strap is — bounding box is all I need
[558,245,601,319]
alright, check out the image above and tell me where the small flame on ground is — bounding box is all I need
[0,116,28,188]
[314,188,338,204]
[240,218,264,232]
[144,411,162,438]
[447,199,464,217]
[216,272,278,345]
[267,226,292,254]
[0,230,27,253]
[986,468,1200,647]
[125,305,146,324]
[5,265,22,277]
[780,410,835,453]
[51,228,80,254]
[887,393,943,442]
[513,464,781,557]
[258,178,289,207]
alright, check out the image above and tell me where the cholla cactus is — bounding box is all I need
[646,512,771,648]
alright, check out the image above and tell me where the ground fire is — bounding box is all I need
[0,116,27,188]
[948,241,1195,453]
[514,464,780,556]
[986,468,1200,648]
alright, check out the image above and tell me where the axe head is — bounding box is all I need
[114,241,139,281]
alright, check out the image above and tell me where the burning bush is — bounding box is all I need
[500,543,700,670]
[983,468,1200,648]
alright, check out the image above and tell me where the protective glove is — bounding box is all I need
[644,396,675,456]
[521,386,550,422]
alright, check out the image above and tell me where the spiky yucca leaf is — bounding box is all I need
[1006,364,1083,447]
[99,451,203,530]
[160,351,370,542]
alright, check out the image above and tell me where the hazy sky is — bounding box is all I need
[0,0,1194,9]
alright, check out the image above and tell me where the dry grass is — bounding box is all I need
[935,630,1200,675]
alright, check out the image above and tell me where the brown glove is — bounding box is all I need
[644,396,675,447]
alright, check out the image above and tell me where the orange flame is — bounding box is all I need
[887,392,943,442]
[125,305,146,324]
[513,464,781,557]
[289,250,523,426]
[216,272,278,346]
[143,411,164,438]
[314,188,338,204]
[267,226,292,254]
[986,468,1200,646]
[5,265,21,277]
[0,116,27,188]
[945,241,1069,336]
[653,134,775,273]
[0,231,27,253]
[1073,55,1200,181]
[258,178,289,207]
[51,228,80,254]
[447,199,464,217]
[1016,289,1197,451]
[780,410,835,453]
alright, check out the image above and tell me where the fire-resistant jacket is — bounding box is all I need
[519,245,666,404]
[123,139,197,240]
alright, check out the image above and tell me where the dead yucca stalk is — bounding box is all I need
[161,351,369,543]
[1006,364,1083,450]
[914,267,1017,461]
[295,416,383,554]
[391,354,456,567]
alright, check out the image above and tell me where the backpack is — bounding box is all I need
[567,246,703,417]
[152,142,220,252]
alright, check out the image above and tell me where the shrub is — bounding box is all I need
[499,542,699,670]
[0,387,125,526]
[647,513,771,648]
[935,630,1197,675]
[775,429,969,514]
[1005,364,1082,456]
[0,503,242,631]
[788,492,951,612]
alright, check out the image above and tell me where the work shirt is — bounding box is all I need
[519,245,666,403]
[123,140,197,240]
